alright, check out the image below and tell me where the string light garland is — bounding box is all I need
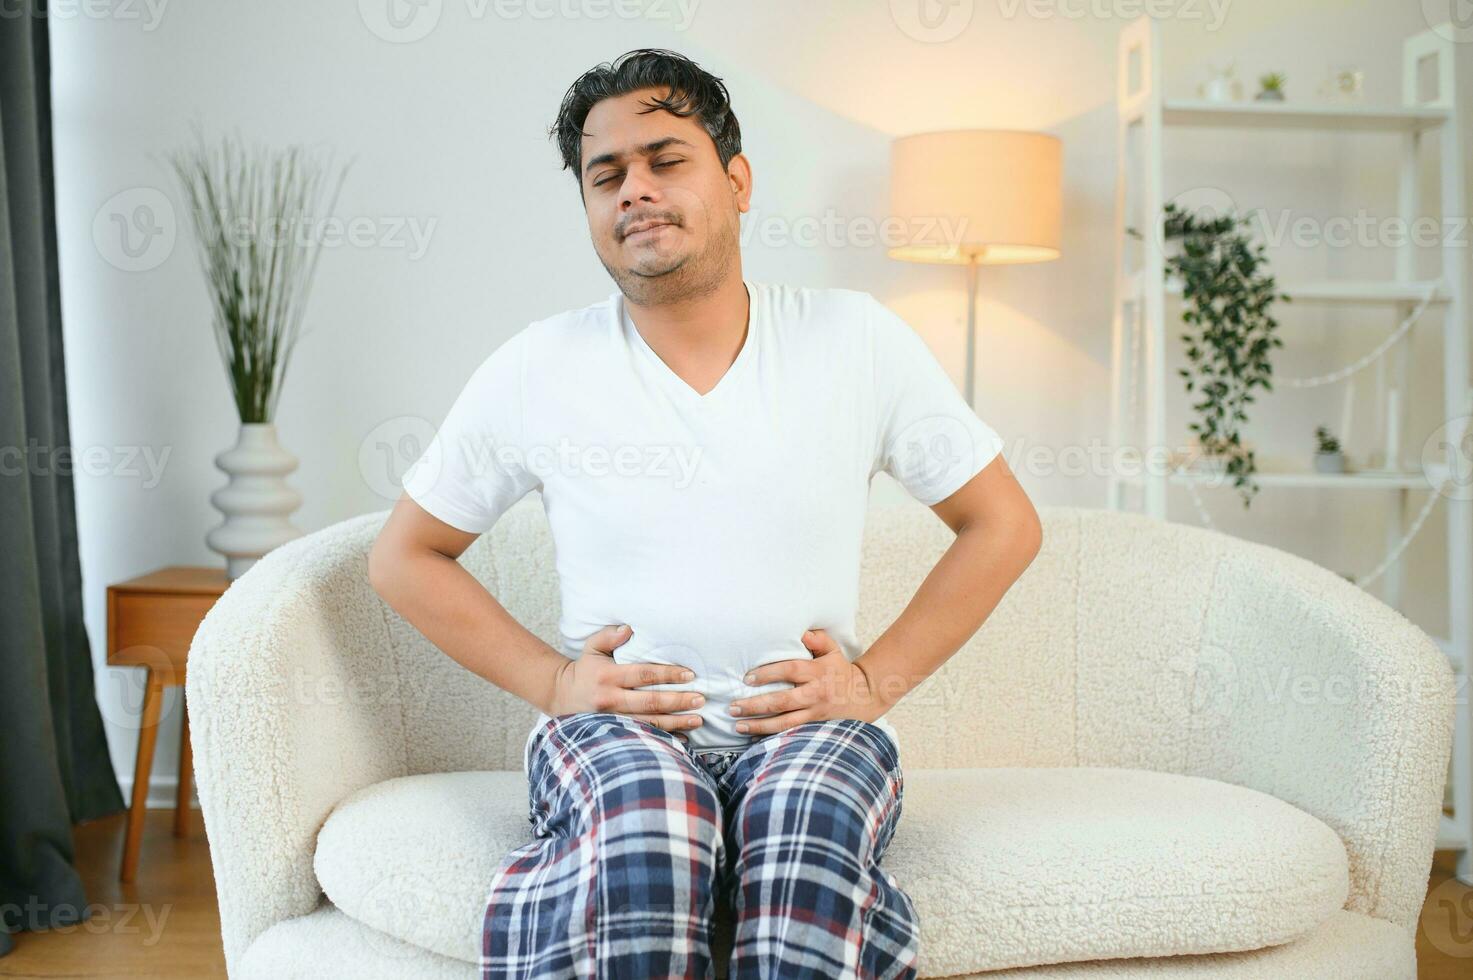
[1278,282,1438,388]
[1121,278,1452,592]
[1171,464,1450,589]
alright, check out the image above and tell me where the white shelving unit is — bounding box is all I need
[1108,18,1472,883]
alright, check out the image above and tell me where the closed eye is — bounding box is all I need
[592,159,683,188]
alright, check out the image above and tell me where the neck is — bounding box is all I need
[624,270,750,367]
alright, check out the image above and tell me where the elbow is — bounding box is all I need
[1016,501,1044,570]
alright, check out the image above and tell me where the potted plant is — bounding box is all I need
[1199,61,1239,103]
[1162,202,1289,507]
[1313,425,1345,473]
[1174,439,1253,490]
[1256,72,1287,102]
[168,123,352,578]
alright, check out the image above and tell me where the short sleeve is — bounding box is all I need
[400,330,541,534]
[867,294,1005,506]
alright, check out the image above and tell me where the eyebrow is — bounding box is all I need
[582,136,694,178]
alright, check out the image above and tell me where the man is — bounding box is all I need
[369,48,1041,980]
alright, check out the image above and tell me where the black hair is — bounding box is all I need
[549,48,742,188]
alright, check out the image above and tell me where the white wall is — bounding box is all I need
[48,0,1465,800]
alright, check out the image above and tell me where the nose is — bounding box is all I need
[619,167,661,213]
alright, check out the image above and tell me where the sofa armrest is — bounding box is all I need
[876,506,1456,937]
[1050,507,1457,937]
[187,513,408,975]
[1183,530,1458,936]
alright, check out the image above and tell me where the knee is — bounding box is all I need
[734,722,902,864]
[592,755,724,914]
[610,767,724,859]
[739,784,876,862]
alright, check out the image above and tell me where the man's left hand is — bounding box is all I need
[727,628,886,735]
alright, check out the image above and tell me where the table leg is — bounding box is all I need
[175,689,192,837]
[120,669,165,883]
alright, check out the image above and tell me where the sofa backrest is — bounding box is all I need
[388,494,1447,769]
[375,494,1452,932]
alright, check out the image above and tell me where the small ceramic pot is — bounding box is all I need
[1313,451,1345,473]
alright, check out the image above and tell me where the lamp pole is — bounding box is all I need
[964,250,983,407]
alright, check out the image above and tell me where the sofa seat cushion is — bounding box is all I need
[240,906,1412,980]
[313,767,1350,976]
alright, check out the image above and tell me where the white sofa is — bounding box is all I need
[187,498,1455,978]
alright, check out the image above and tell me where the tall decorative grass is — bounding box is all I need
[168,123,352,423]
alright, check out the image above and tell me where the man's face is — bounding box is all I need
[579,87,751,304]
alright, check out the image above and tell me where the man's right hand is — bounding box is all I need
[549,625,705,738]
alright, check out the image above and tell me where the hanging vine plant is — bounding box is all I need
[1162,201,1288,507]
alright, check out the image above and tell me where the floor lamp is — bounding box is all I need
[887,129,1063,406]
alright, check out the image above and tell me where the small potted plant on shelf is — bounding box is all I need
[1199,61,1239,103]
[1313,425,1345,473]
[1256,72,1287,101]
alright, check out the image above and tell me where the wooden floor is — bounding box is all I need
[0,809,224,978]
[0,810,1469,977]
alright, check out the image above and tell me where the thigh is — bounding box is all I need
[487,712,726,977]
[719,719,916,977]
[723,717,904,861]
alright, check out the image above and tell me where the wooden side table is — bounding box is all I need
[106,566,230,882]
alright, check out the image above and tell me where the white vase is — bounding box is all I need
[1200,75,1237,104]
[206,422,304,579]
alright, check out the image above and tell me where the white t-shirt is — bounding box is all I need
[402,280,1004,772]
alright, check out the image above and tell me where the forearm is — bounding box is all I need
[370,545,568,714]
[855,517,1040,709]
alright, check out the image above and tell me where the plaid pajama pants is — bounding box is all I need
[482,710,919,979]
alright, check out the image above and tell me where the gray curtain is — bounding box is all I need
[1,0,125,956]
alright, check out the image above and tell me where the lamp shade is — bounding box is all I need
[888,129,1062,265]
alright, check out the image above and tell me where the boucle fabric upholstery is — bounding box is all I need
[314,766,1350,974]
[238,905,1414,980]
[188,499,1455,977]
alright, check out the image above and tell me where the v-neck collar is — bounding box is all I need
[619,280,758,407]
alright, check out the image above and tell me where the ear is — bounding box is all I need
[726,152,753,214]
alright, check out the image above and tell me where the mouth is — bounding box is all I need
[623,220,675,242]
